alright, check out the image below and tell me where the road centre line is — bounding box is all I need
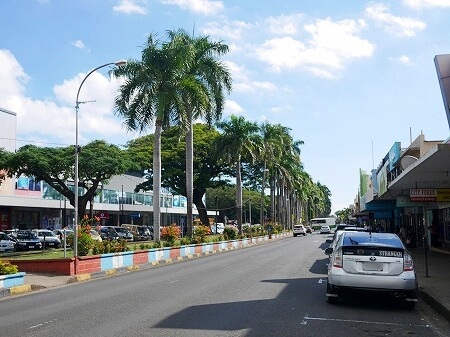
[303,316,431,328]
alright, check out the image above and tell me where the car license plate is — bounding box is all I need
[29,245,34,248]
[363,262,383,271]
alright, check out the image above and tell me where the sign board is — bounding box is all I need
[410,189,450,202]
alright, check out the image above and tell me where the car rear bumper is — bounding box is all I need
[328,268,417,291]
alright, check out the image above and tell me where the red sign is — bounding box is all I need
[96,211,109,219]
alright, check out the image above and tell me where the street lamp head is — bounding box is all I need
[114,59,127,67]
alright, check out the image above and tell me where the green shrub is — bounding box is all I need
[223,225,238,240]
[193,225,211,243]
[161,224,181,245]
[180,237,191,246]
[0,260,19,275]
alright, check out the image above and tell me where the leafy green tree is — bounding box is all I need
[0,140,132,217]
[216,115,261,235]
[126,123,233,225]
[317,182,332,216]
[113,32,187,241]
[166,30,232,238]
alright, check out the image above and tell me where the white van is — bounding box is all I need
[310,217,336,231]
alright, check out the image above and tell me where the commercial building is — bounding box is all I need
[356,132,450,249]
[0,107,194,233]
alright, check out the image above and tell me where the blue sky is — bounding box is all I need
[1,0,450,214]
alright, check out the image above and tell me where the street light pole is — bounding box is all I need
[74,60,127,273]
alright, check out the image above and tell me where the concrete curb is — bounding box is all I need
[1,235,287,298]
[418,288,450,322]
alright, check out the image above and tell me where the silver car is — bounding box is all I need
[325,232,417,308]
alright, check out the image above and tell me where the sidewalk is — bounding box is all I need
[412,246,450,321]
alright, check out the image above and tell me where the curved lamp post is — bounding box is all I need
[74,60,127,273]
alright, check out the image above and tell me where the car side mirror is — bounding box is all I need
[325,247,333,255]
[326,239,333,243]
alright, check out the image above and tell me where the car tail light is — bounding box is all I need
[332,247,343,268]
[404,251,414,271]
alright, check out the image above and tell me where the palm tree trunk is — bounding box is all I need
[186,111,194,238]
[153,120,162,242]
[236,157,243,236]
[260,162,267,227]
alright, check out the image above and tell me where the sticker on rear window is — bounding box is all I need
[379,250,402,257]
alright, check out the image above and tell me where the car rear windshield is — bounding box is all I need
[342,233,402,248]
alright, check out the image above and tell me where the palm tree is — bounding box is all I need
[165,30,232,238]
[113,33,189,241]
[216,115,260,235]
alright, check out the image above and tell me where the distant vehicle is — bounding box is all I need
[320,225,331,234]
[121,224,153,241]
[311,217,336,231]
[0,231,16,252]
[210,223,225,234]
[53,229,74,240]
[99,227,120,241]
[105,226,134,241]
[305,225,312,233]
[325,231,418,308]
[12,231,43,251]
[293,225,306,237]
[32,229,61,248]
[90,229,102,242]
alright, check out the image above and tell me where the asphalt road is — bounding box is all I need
[1,233,449,337]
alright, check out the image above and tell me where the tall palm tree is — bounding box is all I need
[216,115,260,235]
[166,30,232,238]
[113,33,189,241]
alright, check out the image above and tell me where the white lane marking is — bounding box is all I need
[303,316,431,328]
[168,280,179,284]
[29,320,57,329]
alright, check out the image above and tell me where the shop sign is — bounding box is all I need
[96,211,109,219]
[410,189,450,202]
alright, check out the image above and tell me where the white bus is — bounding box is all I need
[310,217,336,231]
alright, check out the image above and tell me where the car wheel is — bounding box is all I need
[403,300,416,309]
[303,233,306,236]
[326,283,338,304]
[293,234,297,237]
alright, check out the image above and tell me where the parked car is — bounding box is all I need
[99,227,120,241]
[90,229,102,242]
[53,229,74,241]
[122,224,153,241]
[12,231,43,251]
[320,225,331,234]
[293,224,306,237]
[0,231,16,252]
[325,231,418,308]
[210,223,225,234]
[107,226,134,241]
[32,229,61,248]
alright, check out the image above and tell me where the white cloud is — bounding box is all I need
[255,18,374,78]
[161,0,223,15]
[113,0,148,15]
[202,20,253,41]
[0,49,29,101]
[265,13,305,35]
[390,55,413,65]
[72,40,85,49]
[224,99,245,115]
[403,0,450,9]
[224,61,276,93]
[365,3,426,37]
[0,49,138,148]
